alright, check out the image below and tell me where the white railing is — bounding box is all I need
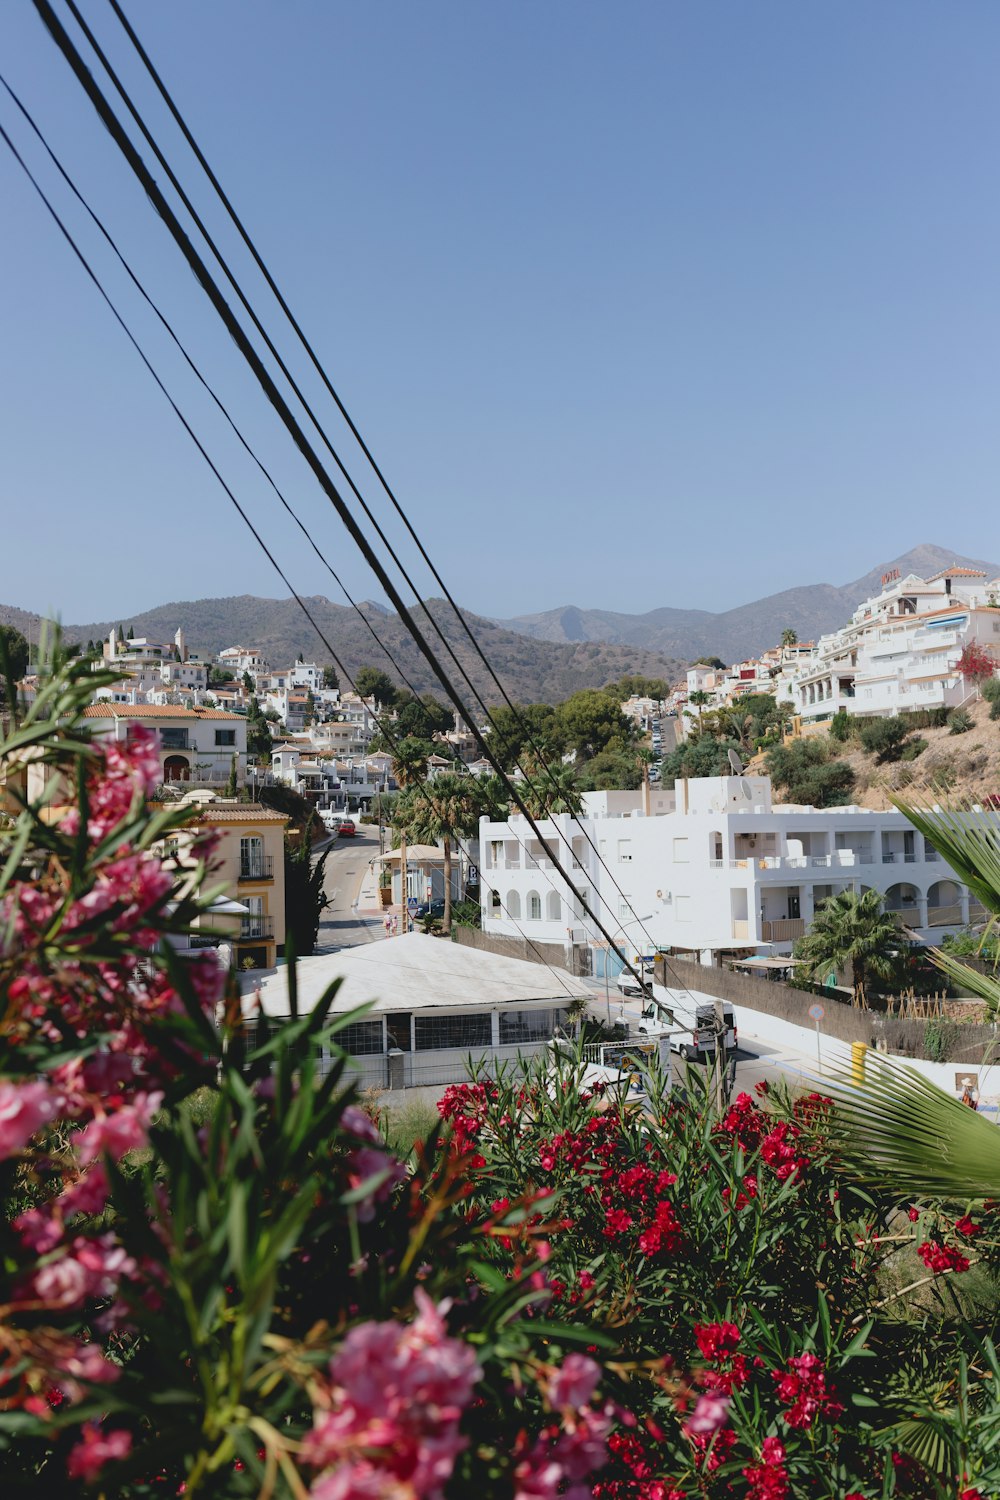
[402,1040,552,1088]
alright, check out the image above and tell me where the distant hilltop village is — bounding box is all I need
[10,560,1000,807]
[670,564,1000,723]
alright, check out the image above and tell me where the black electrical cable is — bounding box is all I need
[0,95,585,1007]
[29,0,653,992]
[0,75,427,706]
[99,0,674,973]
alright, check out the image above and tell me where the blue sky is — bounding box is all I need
[1,2,998,625]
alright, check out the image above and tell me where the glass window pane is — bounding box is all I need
[414,1014,492,1050]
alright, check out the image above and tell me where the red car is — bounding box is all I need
[337,819,356,837]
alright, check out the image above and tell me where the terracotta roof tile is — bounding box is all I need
[83,705,242,721]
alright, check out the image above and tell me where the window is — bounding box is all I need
[618,839,632,863]
[336,1020,384,1055]
[489,840,503,867]
[160,727,189,750]
[215,729,237,746]
[528,893,542,920]
[619,901,632,919]
[414,1014,492,1050]
[673,838,689,863]
[490,889,502,913]
[499,1008,567,1045]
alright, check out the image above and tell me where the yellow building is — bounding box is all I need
[155,797,290,971]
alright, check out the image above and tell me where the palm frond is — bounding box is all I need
[892,797,1000,918]
[822,1051,1000,1200]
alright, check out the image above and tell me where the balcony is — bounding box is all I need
[239,915,274,941]
[762,918,805,942]
[239,854,274,882]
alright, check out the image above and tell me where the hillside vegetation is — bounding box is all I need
[0,595,686,706]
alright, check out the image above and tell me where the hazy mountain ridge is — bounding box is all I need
[0,596,686,706]
[494,544,1000,660]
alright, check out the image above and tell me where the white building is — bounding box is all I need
[773,567,1000,721]
[479,774,986,966]
[82,704,247,787]
[218,646,271,678]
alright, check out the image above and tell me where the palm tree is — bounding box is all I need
[390,738,430,933]
[405,773,482,934]
[781,627,798,648]
[517,762,583,819]
[687,690,710,729]
[794,888,901,1008]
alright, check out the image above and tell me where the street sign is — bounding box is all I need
[407,897,420,912]
[808,1004,825,1021]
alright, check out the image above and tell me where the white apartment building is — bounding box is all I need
[479,774,986,965]
[218,647,271,678]
[773,567,1000,721]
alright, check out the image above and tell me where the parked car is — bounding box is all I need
[337,819,356,837]
[414,898,446,919]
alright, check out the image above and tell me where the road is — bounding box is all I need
[314,825,386,953]
[580,978,821,1094]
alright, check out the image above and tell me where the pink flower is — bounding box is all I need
[32,1255,90,1309]
[0,1078,59,1159]
[66,1422,132,1481]
[77,1092,163,1165]
[341,1105,382,1144]
[545,1354,601,1410]
[301,1290,480,1498]
[345,1145,407,1223]
[684,1390,731,1437]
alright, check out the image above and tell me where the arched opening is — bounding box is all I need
[507,890,521,920]
[490,889,502,915]
[527,891,542,921]
[546,890,561,921]
[164,755,190,782]
[883,882,919,922]
[927,879,962,927]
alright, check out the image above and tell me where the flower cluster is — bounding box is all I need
[512,1354,613,1499]
[301,1290,481,1497]
[773,1351,843,1428]
[918,1240,971,1275]
[743,1434,790,1500]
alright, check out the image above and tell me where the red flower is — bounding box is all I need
[918,1241,971,1275]
[743,1435,789,1499]
[773,1352,843,1429]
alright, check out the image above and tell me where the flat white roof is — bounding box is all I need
[243,931,590,1018]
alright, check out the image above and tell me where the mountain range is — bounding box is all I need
[0,596,685,707]
[3,544,996,707]
[493,544,1000,663]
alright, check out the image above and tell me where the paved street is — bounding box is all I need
[314,825,386,953]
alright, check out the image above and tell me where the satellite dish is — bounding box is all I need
[727,749,744,775]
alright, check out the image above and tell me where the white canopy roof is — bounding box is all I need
[244,932,590,1018]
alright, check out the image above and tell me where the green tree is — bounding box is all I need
[686,689,710,728]
[394,694,453,741]
[0,625,30,695]
[482,702,560,772]
[242,670,254,696]
[556,689,634,760]
[322,664,340,691]
[246,696,273,762]
[692,656,726,670]
[305,689,317,726]
[858,715,910,763]
[661,735,741,780]
[283,822,333,956]
[517,762,583,818]
[577,746,643,791]
[354,666,399,707]
[603,675,670,701]
[225,755,238,799]
[794,888,902,1007]
[403,773,482,933]
[765,738,855,807]
[390,738,431,932]
[780,628,798,648]
[208,665,236,688]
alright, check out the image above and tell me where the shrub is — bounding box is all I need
[858,715,910,762]
[829,708,853,742]
[981,676,1000,705]
[949,708,974,735]
[923,1018,961,1062]
[765,738,855,807]
[900,736,928,761]
[991,698,1000,721]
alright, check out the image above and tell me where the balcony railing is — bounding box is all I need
[239,854,274,882]
[762,918,805,942]
[239,915,274,940]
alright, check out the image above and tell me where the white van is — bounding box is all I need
[637,991,737,1063]
[616,962,654,999]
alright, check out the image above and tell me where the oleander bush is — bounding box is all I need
[4,646,1000,1498]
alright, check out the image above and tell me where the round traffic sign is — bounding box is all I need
[808,1003,825,1022]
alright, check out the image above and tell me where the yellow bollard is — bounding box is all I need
[851,1041,867,1084]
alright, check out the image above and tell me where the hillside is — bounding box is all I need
[495,544,1000,662]
[0,596,686,707]
[771,699,1000,811]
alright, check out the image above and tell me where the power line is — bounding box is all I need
[26,2,653,994]
[96,0,675,973]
